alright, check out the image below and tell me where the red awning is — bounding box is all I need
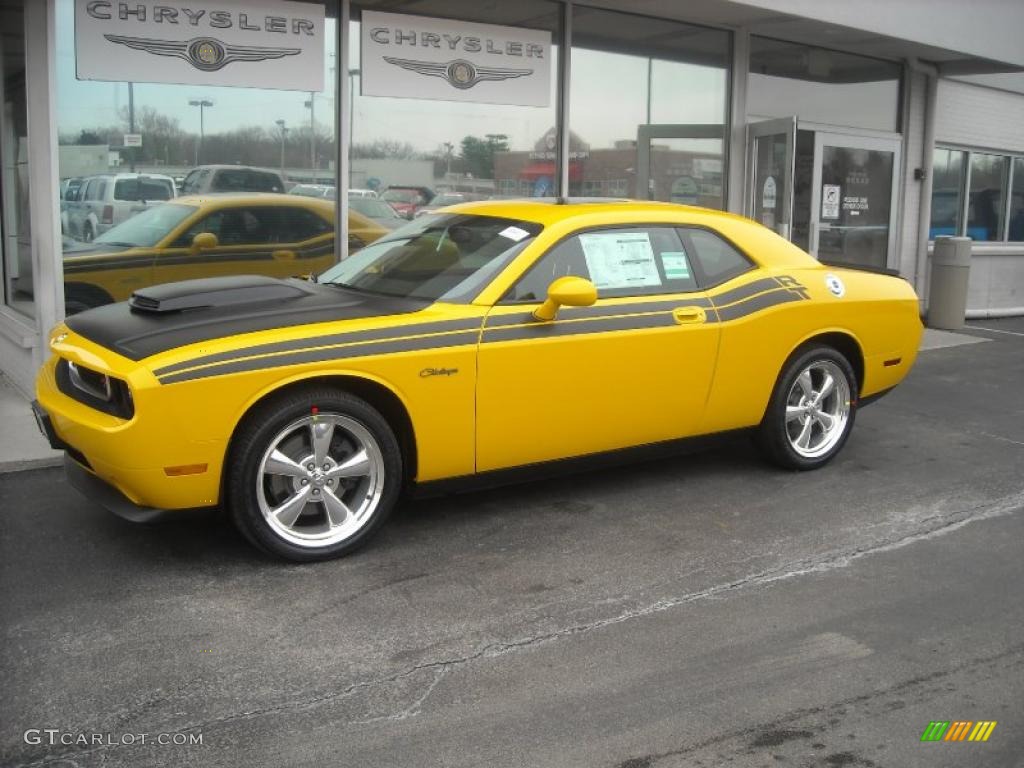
[519,162,583,181]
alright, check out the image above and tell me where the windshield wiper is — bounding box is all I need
[94,241,139,248]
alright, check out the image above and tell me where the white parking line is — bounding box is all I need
[969,326,1024,337]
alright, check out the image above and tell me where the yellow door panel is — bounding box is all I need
[476,296,720,472]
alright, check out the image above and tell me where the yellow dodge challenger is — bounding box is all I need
[34,200,923,561]
[62,193,388,313]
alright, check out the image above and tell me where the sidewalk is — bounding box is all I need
[0,328,989,473]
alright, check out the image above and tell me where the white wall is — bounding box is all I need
[935,79,1024,154]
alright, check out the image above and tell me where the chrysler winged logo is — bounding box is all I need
[104,34,301,72]
[383,56,532,89]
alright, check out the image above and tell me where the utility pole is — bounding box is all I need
[188,99,213,165]
[304,92,316,177]
[275,119,288,179]
[128,82,135,171]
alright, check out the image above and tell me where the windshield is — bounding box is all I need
[93,203,197,248]
[318,213,542,302]
[350,197,401,219]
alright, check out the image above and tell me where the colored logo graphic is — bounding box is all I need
[920,721,997,742]
[103,35,301,72]
[383,56,533,89]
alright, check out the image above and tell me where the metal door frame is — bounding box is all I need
[745,117,796,239]
[809,130,902,268]
[636,124,726,203]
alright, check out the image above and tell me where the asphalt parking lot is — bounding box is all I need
[2,319,1023,768]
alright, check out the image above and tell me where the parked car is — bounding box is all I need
[379,185,434,219]
[59,178,84,234]
[37,200,923,561]
[180,165,288,195]
[348,195,406,229]
[289,183,336,200]
[348,188,378,198]
[60,193,388,313]
[65,173,177,242]
[413,192,471,218]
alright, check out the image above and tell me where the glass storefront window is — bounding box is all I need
[1010,158,1024,242]
[966,152,1009,242]
[929,148,964,239]
[55,0,340,315]
[1,0,34,319]
[748,37,901,133]
[350,1,560,211]
[569,7,729,204]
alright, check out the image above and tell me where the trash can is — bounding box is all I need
[927,236,972,330]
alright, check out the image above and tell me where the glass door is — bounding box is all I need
[746,117,796,239]
[809,132,901,270]
[636,124,726,209]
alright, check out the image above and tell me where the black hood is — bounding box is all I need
[65,275,432,361]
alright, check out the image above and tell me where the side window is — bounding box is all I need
[174,207,267,247]
[84,180,99,200]
[276,207,332,242]
[506,227,699,302]
[682,228,753,286]
[96,181,108,201]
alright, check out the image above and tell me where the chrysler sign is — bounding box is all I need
[75,0,324,91]
[361,11,551,107]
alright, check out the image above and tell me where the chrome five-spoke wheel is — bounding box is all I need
[229,389,402,561]
[257,414,385,548]
[758,345,857,470]
[784,360,851,459]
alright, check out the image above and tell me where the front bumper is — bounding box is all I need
[63,454,172,523]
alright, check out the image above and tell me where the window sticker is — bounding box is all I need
[660,251,691,280]
[579,231,662,290]
[498,225,531,242]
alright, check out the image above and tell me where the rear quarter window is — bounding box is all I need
[681,228,753,287]
[213,170,284,193]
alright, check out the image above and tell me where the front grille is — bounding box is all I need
[55,359,134,419]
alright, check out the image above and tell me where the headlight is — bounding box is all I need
[55,359,134,419]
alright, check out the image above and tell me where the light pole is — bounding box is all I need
[188,99,213,165]
[348,69,360,147]
[443,141,453,179]
[304,92,316,176]
[275,119,288,178]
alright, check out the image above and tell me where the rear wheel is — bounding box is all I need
[757,345,857,470]
[82,222,95,242]
[64,284,114,315]
[228,388,402,562]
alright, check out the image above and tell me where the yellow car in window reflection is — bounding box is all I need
[62,193,388,313]
[37,200,923,562]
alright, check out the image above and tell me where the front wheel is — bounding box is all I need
[228,388,402,562]
[757,345,857,470]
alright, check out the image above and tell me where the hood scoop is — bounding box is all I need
[130,275,316,314]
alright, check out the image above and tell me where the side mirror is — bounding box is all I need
[533,275,598,322]
[191,232,218,253]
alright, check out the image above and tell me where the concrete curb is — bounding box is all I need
[0,456,64,474]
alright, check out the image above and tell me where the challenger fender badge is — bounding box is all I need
[825,273,845,298]
[420,367,459,378]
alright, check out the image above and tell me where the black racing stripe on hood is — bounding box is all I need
[65,280,432,361]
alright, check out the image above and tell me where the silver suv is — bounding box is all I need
[65,173,177,242]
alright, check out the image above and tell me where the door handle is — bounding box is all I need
[673,306,707,324]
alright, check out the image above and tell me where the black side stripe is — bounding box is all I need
[714,289,803,320]
[486,296,715,328]
[708,277,781,307]
[155,282,808,385]
[484,311,680,343]
[152,317,484,377]
[64,243,334,274]
[159,330,481,384]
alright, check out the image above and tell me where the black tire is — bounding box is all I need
[82,223,95,243]
[64,284,114,316]
[757,344,858,471]
[227,387,402,562]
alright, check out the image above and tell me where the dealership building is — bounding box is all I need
[2,0,1023,394]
